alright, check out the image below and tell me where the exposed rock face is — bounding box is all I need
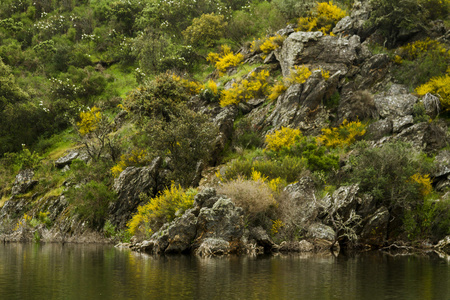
[433,150,450,191]
[195,198,245,246]
[333,0,373,39]
[109,157,162,228]
[360,206,390,247]
[308,223,336,241]
[131,189,245,255]
[11,169,38,196]
[55,151,79,168]
[374,84,418,118]
[275,32,363,77]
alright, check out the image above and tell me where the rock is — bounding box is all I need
[393,121,447,153]
[308,223,336,241]
[248,226,276,253]
[193,188,219,209]
[333,0,373,39]
[266,71,339,130]
[392,115,414,133]
[195,197,245,245]
[109,157,162,228]
[11,169,38,196]
[353,54,391,90]
[366,119,392,140]
[435,236,450,254]
[433,151,450,191]
[374,84,418,118]
[164,211,198,253]
[196,238,231,256]
[279,240,314,252]
[360,206,390,247]
[422,93,441,119]
[55,151,79,168]
[275,32,362,77]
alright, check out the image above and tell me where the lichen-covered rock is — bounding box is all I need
[193,187,219,209]
[422,93,441,119]
[275,32,362,77]
[164,211,198,253]
[11,169,38,196]
[435,236,450,254]
[308,223,336,241]
[393,121,447,153]
[333,0,373,39]
[55,151,79,168]
[374,84,418,118]
[195,197,245,245]
[109,157,162,228]
[279,240,314,252]
[366,119,392,140]
[196,238,231,256]
[392,115,414,133]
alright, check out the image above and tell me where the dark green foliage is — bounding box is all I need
[287,137,339,172]
[367,0,450,48]
[233,118,263,150]
[66,180,116,228]
[124,73,189,120]
[349,141,434,208]
[137,107,218,187]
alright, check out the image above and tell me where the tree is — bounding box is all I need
[182,13,227,47]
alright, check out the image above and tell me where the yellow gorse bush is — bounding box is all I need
[203,79,218,95]
[207,45,244,74]
[271,219,284,235]
[268,81,288,101]
[318,119,366,148]
[77,106,102,136]
[265,127,302,152]
[297,1,346,35]
[251,34,286,59]
[410,173,432,196]
[220,69,270,106]
[416,73,450,110]
[15,213,32,230]
[287,65,312,85]
[127,184,197,237]
[171,74,202,95]
[399,38,449,61]
[111,149,149,178]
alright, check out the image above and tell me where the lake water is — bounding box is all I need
[0,243,449,300]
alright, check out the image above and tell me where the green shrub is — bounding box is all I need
[349,141,435,208]
[66,180,117,228]
[182,13,227,47]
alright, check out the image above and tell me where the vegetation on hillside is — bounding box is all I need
[0,0,449,246]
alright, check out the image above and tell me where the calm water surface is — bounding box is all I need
[0,243,449,300]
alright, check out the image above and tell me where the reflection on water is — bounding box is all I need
[0,243,449,300]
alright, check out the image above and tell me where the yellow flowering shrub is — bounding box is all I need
[410,173,432,196]
[111,149,149,178]
[207,45,244,74]
[297,1,347,35]
[416,74,450,110]
[287,65,312,85]
[398,38,448,61]
[77,106,102,136]
[220,70,270,107]
[15,213,32,230]
[271,219,284,235]
[127,184,197,238]
[265,127,303,152]
[320,69,330,80]
[171,74,202,95]
[268,81,288,101]
[318,119,366,148]
[251,34,286,59]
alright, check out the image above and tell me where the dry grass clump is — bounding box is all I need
[216,178,275,224]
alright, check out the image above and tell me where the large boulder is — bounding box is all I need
[374,84,418,118]
[195,197,245,246]
[332,0,373,39]
[275,32,363,77]
[109,157,162,228]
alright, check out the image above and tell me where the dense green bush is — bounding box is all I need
[349,142,435,208]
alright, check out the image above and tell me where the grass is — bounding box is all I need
[104,64,139,98]
[0,195,8,208]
